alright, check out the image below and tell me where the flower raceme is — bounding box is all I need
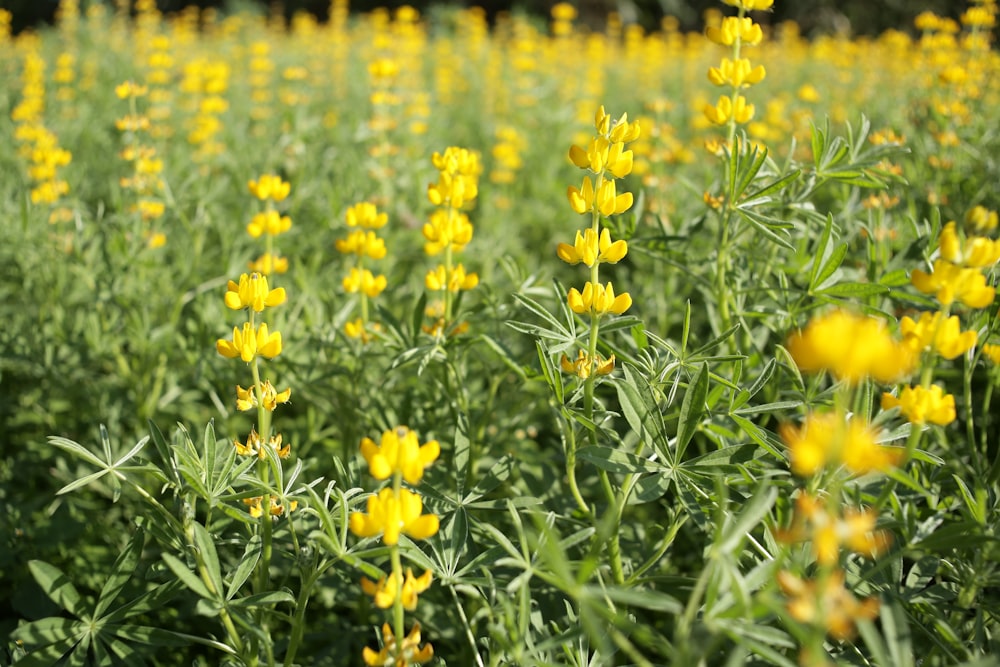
[708,58,766,88]
[567,281,632,317]
[557,227,628,267]
[360,426,440,485]
[560,350,616,379]
[427,147,480,209]
[777,494,892,566]
[786,309,915,385]
[216,322,282,362]
[246,210,292,238]
[349,487,440,545]
[704,94,755,126]
[569,136,634,177]
[224,273,286,312]
[777,570,879,641]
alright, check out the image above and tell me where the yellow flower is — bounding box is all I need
[244,495,297,518]
[360,568,433,611]
[776,494,892,566]
[777,570,880,641]
[900,311,976,360]
[706,16,764,47]
[722,0,774,10]
[911,259,995,308]
[349,487,440,545]
[965,206,998,233]
[556,227,628,267]
[422,209,474,255]
[345,201,388,229]
[342,268,387,298]
[703,94,755,125]
[940,221,1000,268]
[248,253,288,275]
[335,230,387,259]
[567,176,633,216]
[362,623,434,667]
[216,323,282,362]
[881,384,955,425]
[707,58,766,88]
[786,309,915,384]
[568,138,634,178]
[983,343,1000,366]
[425,264,478,292]
[246,210,292,238]
[567,281,632,317]
[115,81,148,99]
[360,426,440,484]
[224,273,286,312]
[235,381,291,412]
[560,350,616,379]
[779,411,901,477]
[247,174,290,201]
[427,146,480,208]
[234,429,291,459]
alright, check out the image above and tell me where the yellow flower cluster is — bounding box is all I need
[115,80,167,244]
[12,41,73,208]
[339,202,389,342]
[559,106,638,378]
[350,426,439,666]
[423,146,481,335]
[246,174,292,275]
[703,1,771,133]
[911,221,999,308]
[180,58,230,161]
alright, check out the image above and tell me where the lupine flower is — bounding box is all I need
[336,230,387,259]
[362,623,433,666]
[360,426,440,484]
[786,309,915,384]
[722,0,775,10]
[982,343,1000,365]
[216,322,283,362]
[881,384,956,425]
[342,268,388,298]
[567,281,632,317]
[939,222,1000,268]
[361,568,433,610]
[346,201,389,229]
[780,411,901,477]
[567,176,633,216]
[777,570,880,641]
[707,58,766,88]
[965,206,998,233]
[560,350,616,378]
[246,210,293,238]
[422,209,474,255]
[349,487,440,545]
[235,381,290,412]
[248,253,289,275]
[224,273,287,312]
[900,311,977,359]
[244,495,297,518]
[557,227,628,267]
[247,174,290,201]
[911,259,995,308]
[706,16,764,46]
[234,429,291,459]
[777,494,892,565]
[704,94,755,125]
[425,264,478,292]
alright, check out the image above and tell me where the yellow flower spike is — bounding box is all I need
[779,411,901,478]
[345,202,388,229]
[246,210,292,238]
[224,273,287,312]
[940,221,1000,268]
[778,494,893,565]
[881,385,956,425]
[247,174,291,202]
[362,623,434,667]
[359,426,440,484]
[786,309,916,385]
[911,260,996,308]
[777,570,880,641]
[342,268,387,298]
[363,568,433,611]
[900,311,977,360]
[349,487,440,545]
[216,323,282,362]
[594,105,611,135]
[248,253,288,276]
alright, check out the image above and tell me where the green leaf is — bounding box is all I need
[716,484,776,555]
[731,400,802,416]
[94,529,144,619]
[813,243,849,291]
[191,524,223,598]
[226,535,261,601]
[576,446,665,474]
[816,281,889,298]
[453,416,471,497]
[48,436,106,469]
[631,473,673,503]
[107,624,191,647]
[230,590,295,609]
[592,584,682,614]
[729,415,785,460]
[676,363,710,460]
[880,268,911,287]
[464,454,514,503]
[161,553,213,601]
[203,420,217,494]
[10,635,81,667]
[11,618,83,646]
[28,561,83,617]
[616,364,669,461]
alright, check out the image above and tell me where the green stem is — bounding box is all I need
[283,562,320,667]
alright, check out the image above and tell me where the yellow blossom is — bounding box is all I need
[248,253,288,275]
[881,384,956,425]
[560,350,616,379]
[939,222,1000,268]
[777,570,880,641]
[779,411,901,477]
[216,322,282,362]
[425,264,478,292]
[983,343,1000,365]
[246,210,292,238]
[965,206,998,233]
[346,201,388,229]
[336,230,387,259]
[900,311,977,360]
[776,494,892,566]
[567,176,633,216]
[342,268,387,298]
[360,568,433,611]
[722,0,774,10]
[235,381,291,412]
[786,309,916,384]
[704,94,755,125]
[247,174,290,201]
[349,487,440,545]
[707,58,766,88]
[362,623,434,667]
[422,209,474,255]
[224,273,286,312]
[911,259,995,308]
[115,81,148,98]
[359,426,440,484]
[567,281,632,317]
[244,495,296,518]
[556,227,628,267]
[706,16,763,46]
[234,428,291,459]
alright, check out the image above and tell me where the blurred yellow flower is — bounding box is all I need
[881,384,955,425]
[247,174,290,201]
[362,623,433,667]
[349,487,440,545]
[216,322,282,362]
[780,411,901,477]
[900,311,976,360]
[361,568,432,611]
[359,426,440,484]
[911,260,995,308]
[557,227,628,267]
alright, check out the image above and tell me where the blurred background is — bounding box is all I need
[0,0,966,37]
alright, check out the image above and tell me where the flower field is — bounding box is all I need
[2,0,1000,664]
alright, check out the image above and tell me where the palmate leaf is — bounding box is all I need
[27,561,84,617]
